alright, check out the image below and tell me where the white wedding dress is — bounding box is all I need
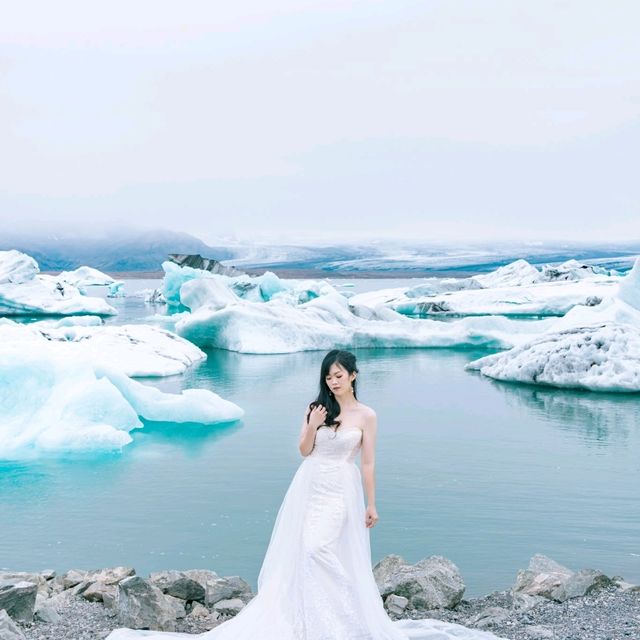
[106,426,505,640]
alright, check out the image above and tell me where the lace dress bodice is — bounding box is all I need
[307,425,363,465]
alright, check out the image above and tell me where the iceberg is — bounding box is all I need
[161,260,330,308]
[173,279,554,354]
[1,318,207,378]
[0,250,116,316]
[466,257,640,392]
[350,260,619,317]
[58,265,119,288]
[0,344,244,459]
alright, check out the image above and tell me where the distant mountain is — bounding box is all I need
[0,229,236,272]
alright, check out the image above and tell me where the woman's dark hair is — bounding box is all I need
[308,349,359,430]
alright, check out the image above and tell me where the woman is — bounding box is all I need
[107,350,503,640]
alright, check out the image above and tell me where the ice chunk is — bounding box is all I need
[541,259,610,281]
[0,249,39,284]
[175,287,554,354]
[58,266,118,287]
[0,250,117,316]
[472,259,542,288]
[0,344,243,459]
[2,319,207,378]
[467,257,640,392]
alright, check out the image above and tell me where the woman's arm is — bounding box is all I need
[361,409,379,528]
[299,405,325,457]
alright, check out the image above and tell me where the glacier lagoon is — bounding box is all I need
[1,278,639,597]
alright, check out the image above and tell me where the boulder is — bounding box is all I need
[81,581,118,603]
[384,594,408,616]
[373,554,465,610]
[512,592,546,612]
[552,569,613,602]
[61,569,88,590]
[0,582,37,623]
[513,554,573,599]
[149,570,205,602]
[164,594,187,619]
[513,555,613,602]
[0,609,26,640]
[212,598,245,617]
[468,606,511,629]
[116,576,177,631]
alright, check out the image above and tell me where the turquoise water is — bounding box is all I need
[1,279,639,596]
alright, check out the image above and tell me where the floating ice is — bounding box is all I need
[161,260,331,308]
[350,266,619,317]
[472,259,542,288]
[466,258,640,392]
[0,344,244,459]
[58,266,118,288]
[1,319,207,377]
[174,281,554,354]
[0,250,116,316]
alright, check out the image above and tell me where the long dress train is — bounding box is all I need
[106,426,505,640]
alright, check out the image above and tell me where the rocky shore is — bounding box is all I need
[1,554,638,640]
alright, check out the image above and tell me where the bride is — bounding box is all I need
[107,350,505,640]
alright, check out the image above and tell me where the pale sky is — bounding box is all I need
[0,0,638,244]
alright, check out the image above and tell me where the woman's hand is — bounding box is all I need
[365,504,379,528]
[307,404,327,430]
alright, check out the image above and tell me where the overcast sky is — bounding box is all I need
[0,0,638,244]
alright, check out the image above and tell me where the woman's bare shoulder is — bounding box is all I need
[357,402,377,421]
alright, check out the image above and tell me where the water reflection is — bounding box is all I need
[485,378,640,446]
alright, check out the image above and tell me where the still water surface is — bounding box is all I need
[1,278,638,596]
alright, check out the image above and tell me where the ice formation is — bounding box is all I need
[350,260,619,317]
[172,279,554,354]
[0,343,244,459]
[466,258,640,392]
[58,265,118,288]
[0,250,116,316]
[0,318,207,377]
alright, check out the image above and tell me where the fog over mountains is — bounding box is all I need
[0,227,638,275]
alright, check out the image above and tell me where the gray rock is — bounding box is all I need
[61,570,88,590]
[168,254,244,276]
[33,602,61,624]
[212,598,245,617]
[81,582,118,603]
[164,594,187,619]
[468,606,511,629]
[551,568,613,602]
[0,582,38,623]
[524,624,556,639]
[102,589,119,610]
[512,592,546,612]
[513,554,573,599]
[187,603,211,618]
[116,576,177,631]
[87,567,135,586]
[384,594,408,616]
[148,571,205,602]
[0,609,26,640]
[373,554,465,610]
[179,571,252,607]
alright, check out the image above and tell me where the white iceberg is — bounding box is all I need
[173,277,554,354]
[472,258,543,288]
[1,318,207,378]
[466,258,640,392]
[0,250,117,316]
[58,265,118,288]
[0,344,244,459]
[162,260,331,308]
[350,262,619,317]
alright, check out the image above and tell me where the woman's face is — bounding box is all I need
[325,362,355,395]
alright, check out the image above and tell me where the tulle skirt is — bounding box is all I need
[106,458,504,640]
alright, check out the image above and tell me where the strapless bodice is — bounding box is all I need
[306,425,363,465]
